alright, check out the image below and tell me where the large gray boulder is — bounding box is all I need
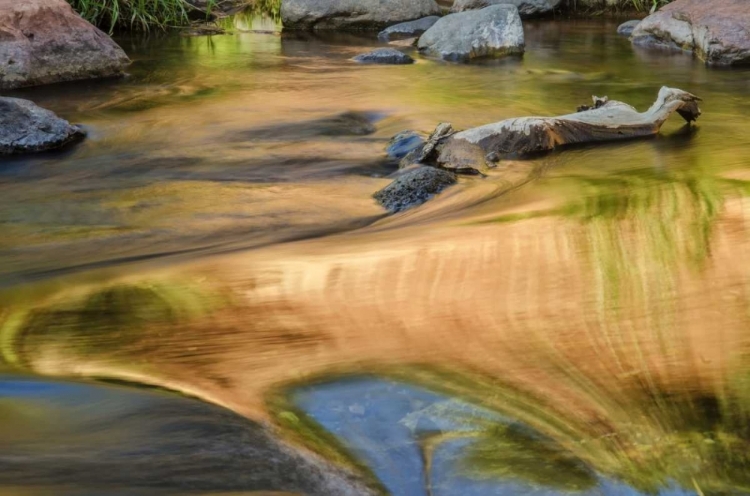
[0,0,130,90]
[451,0,561,18]
[378,16,441,41]
[631,0,750,66]
[0,98,85,155]
[374,167,456,212]
[281,0,442,30]
[418,5,525,62]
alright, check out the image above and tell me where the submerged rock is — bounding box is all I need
[0,0,130,90]
[353,48,415,65]
[631,0,750,66]
[374,167,456,212]
[387,131,425,160]
[617,20,640,36]
[280,0,442,30]
[0,98,85,155]
[451,0,561,18]
[378,16,441,41]
[417,5,525,62]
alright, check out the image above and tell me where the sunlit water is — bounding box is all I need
[1,12,750,496]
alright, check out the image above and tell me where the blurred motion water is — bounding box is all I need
[1,11,750,496]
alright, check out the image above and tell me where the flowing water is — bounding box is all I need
[1,11,750,496]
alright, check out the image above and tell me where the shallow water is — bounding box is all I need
[2,11,750,496]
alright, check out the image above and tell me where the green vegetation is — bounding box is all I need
[67,0,216,32]
[626,0,670,12]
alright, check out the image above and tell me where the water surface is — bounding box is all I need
[2,12,750,496]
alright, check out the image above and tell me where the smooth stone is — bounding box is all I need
[631,0,750,66]
[378,16,441,41]
[617,20,641,36]
[353,48,415,65]
[437,138,488,173]
[280,0,442,30]
[374,166,456,212]
[0,97,85,155]
[450,0,561,18]
[387,131,425,160]
[417,5,525,62]
[0,0,130,90]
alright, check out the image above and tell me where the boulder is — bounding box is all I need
[631,0,750,66]
[417,5,525,62]
[451,0,561,18]
[378,16,441,41]
[374,167,456,212]
[0,97,85,155]
[617,20,640,37]
[281,0,442,30]
[353,48,415,65]
[0,0,130,90]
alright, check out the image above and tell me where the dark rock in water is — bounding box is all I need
[281,0,442,30]
[631,0,750,66]
[0,0,130,90]
[353,48,415,65]
[617,20,640,36]
[451,0,561,18]
[387,131,425,160]
[378,16,441,41]
[374,166,456,212]
[307,111,377,136]
[231,111,377,141]
[418,5,525,62]
[0,98,85,155]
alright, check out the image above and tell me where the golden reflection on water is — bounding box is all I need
[1,17,750,495]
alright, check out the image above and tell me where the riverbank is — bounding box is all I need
[66,0,657,32]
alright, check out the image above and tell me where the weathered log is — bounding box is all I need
[433,87,701,170]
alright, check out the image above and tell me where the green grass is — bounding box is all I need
[67,0,215,32]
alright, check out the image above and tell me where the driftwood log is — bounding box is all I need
[427,87,701,172]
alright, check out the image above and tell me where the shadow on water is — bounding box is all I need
[0,374,376,496]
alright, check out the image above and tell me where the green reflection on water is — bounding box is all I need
[1,281,224,367]
[380,365,750,495]
[459,424,598,492]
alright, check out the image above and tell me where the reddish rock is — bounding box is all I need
[0,0,131,90]
[632,0,750,66]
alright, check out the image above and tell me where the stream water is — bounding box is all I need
[1,10,750,496]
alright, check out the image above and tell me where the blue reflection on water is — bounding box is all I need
[292,377,695,496]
